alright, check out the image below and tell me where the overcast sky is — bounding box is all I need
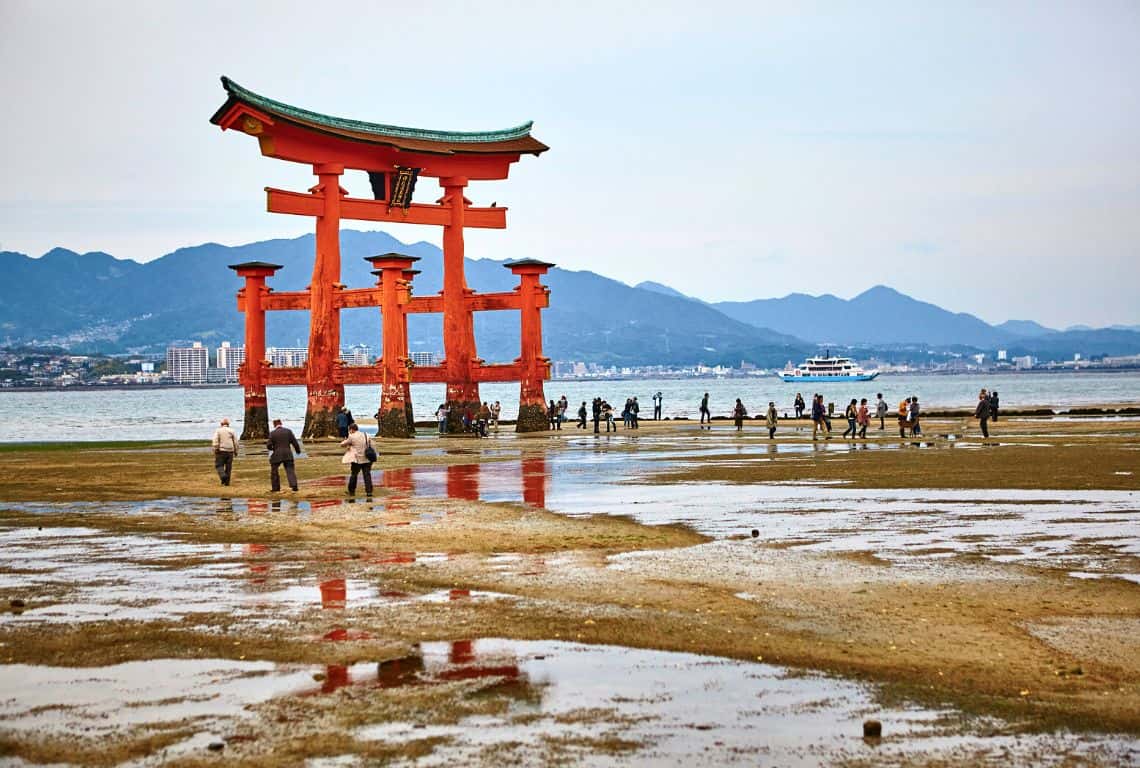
[2,1,1138,328]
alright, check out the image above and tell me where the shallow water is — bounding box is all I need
[3,370,1139,442]
[1,640,1135,766]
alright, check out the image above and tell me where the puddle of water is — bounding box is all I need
[5,641,1130,766]
[351,639,1136,767]
[0,657,314,738]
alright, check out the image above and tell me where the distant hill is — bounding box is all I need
[995,319,1055,338]
[0,232,805,367]
[634,280,692,300]
[4,235,1138,362]
[714,285,1008,347]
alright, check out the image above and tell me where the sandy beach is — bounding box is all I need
[1,412,1138,765]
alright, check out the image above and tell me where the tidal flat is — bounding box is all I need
[0,416,1138,766]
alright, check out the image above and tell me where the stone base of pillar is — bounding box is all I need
[515,403,550,433]
[446,400,482,434]
[303,407,340,439]
[378,406,413,439]
[241,404,270,441]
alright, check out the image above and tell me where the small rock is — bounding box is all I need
[207,741,225,752]
[863,719,882,738]
[9,599,25,608]
[751,529,759,538]
[312,672,327,682]
[1070,666,1083,676]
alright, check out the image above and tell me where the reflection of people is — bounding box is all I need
[267,418,301,492]
[340,423,373,496]
[211,418,238,486]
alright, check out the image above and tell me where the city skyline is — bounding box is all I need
[2,1,1138,328]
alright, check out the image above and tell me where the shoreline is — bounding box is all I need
[3,365,1140,393]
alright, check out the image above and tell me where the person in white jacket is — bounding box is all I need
[211,418,239,486]
[339,423,373,496]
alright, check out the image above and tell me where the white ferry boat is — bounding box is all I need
[777,351,879,382]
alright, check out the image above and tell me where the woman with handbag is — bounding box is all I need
[340,423,375,496]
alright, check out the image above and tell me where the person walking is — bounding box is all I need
[811,394,825,439]
[909,396,922,436]
[490,401,501,431]
[857,398,870,439]
[477,402,491,437]
[335,407,351,438]
[211,417,239,486]
[267,418,301,493]
[975,389,992,438]
[875,393,888,430]
[339,423,373,496]
[436,403,449,435]
[765,401,778,439]
[577,401,588,429]
[898,397,910,438]
[548,400,559,430]
[732,398,747,431]
[842,398,858,438]
[592,397,601,434]
[990,391,1000,422]
[653,391,663,420]
[699,392,711,427]
[794,393,805,419]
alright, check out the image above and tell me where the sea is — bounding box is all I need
[1,371,1138,443]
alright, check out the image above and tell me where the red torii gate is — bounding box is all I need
[210,77,552,439]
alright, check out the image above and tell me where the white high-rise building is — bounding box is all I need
[341,345,372,366]
[166,342,208,384]
[267,347,308,367]
[410,351,436,367]
[216,342,245,383]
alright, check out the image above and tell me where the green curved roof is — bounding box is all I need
[211,76,544,150]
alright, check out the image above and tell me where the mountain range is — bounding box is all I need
[3,230,1139,364]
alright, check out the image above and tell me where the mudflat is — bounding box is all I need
[0,413,1137,765]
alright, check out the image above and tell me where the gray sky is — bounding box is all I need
[2,0,1138,328]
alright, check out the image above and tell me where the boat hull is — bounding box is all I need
[777,372,880,382]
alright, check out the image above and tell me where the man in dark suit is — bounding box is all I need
[266,418,302,492]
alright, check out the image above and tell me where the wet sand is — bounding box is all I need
[0,414,1138,765]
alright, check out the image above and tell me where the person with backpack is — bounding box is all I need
[842,398,858,438]
[975,389,992,438]
[732,398,748,431]
[577,401,587,429]
[875,393,888,430]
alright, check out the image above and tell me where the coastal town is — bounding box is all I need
[3,341,1139,389]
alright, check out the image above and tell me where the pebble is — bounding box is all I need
[9,599,25,608]
[863,719,882,738]
[751,529,759,538]
[207,741,225,752]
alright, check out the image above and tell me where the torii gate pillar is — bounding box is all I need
[229,261,281,440]
[507,259,554,432]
